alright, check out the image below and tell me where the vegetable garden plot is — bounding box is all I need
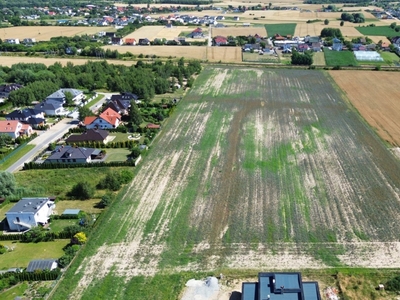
[54,67,400,299]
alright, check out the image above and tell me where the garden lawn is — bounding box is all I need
[0,202,14,220]
[0,145,35,171]
[55,199,103,215]
[313,51,326,66]
[104,148,131,162]
[108,132,130,143]
[356,26,398,37]
[0,240,69,269]
[48,219,78,233]
[0,282,28,300]
[324,49,358,66]
[264,23,296,37]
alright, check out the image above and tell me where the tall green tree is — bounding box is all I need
[78,106,94,121]
[0,171,16,197]
[129,101,143,127]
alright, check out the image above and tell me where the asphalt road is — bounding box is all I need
[5,93,115,173]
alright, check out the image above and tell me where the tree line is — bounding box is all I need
[2,58,201,106]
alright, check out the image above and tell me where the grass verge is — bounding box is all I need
[0,145,35,171]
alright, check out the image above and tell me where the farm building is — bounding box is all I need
[241,272,321,300]
[5,197,56,231]
[27,259,58,272]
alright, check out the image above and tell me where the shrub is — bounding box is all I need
[68,182,95,200]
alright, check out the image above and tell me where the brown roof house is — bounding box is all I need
[66,129,109,144]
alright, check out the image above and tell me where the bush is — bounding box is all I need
[99,193,112,208]
[68,182,95,200]
[0,244,7,254]
[386,275,400,291]
[97,172,121,191]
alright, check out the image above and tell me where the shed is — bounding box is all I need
[62,209,81,216]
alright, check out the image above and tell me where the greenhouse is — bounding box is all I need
[354,51,384,61]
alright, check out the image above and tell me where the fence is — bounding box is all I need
[0,142,28,164]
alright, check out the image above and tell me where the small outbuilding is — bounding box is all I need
[27,259,58,272]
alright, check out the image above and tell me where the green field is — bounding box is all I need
[356,25,398,37]
[51,67,400,299]
[14,167,132,199]
[313,51,326,65]
[104,148,131,162]
[324,49,358,66]
[264,23,297,37]
[380,51,400,64]
[54,199,103,215]
[0,240,68,269]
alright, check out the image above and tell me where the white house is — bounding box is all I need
[84,107,121,129]
[5,197,55,231]
[0,120,32,139]
[45,88,85,105]
[5,38,20,44]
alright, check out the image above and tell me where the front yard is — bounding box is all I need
[54,199,103,215]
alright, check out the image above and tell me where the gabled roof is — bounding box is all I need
[0,83,23,93]
[26,117,45,125]
[7,108,42,119]
[47,88,83,99]
[47,146,96,160]
[99,108,121,126]
[84,116,97,126]
[66,129,109,143]
[27,259,57,272]
[35,101,63,110]
[0,120,20,132]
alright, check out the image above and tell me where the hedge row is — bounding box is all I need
[66,140,138,149]
[23,160,135,170]
[50,214,79,220]
[0,269,60,281]
[0,230,79,241]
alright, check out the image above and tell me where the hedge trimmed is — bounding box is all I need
[23,160,135,170]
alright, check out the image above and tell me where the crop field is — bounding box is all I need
[207,46,242,62]
[212,26,267,38]
[324,49,358,66]
[0,26,114,42]
[330,70,400,146]
[264,23,297,37]
[356,25,399,37]
[52,67,400,299]
[294,23,361,37]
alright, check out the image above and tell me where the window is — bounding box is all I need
[73,159,76,162]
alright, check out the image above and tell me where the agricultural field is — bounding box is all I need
[330,70,400,147]
[294,23,361,37]
[242,52,279,63]
[264,23,297,37]
[324,49,358,66]
[0,26,114,42]
[212,26,267,37]
[356,25,399,37]
[52,67,400,299]
[312,51,326,65]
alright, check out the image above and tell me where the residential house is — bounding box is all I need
[105,32,116,38]
[241,272,321,300]
[305,36,320,44]
[187,28,204,39]
[391,36,400,45]
[311,42,322,51]
[332,41,343,51]
[125,38,137,45]
[214,35,228,46]
[22,38,36,44]
[381,41,391,51]
[216,16,225,21]
[84,108,121,129]
[66,129,110,144]
[106,99,131,115]
[0,83,23,98]
[5,39,20,44]
[297,43,310,52]
[5,197,56,231]
[0,120,32,139]
[34,101,64,116]
[45,145,102,163]
[138,38,150,45]
[111,37,123,45]
[110,92,139,102]
[233,16,240,21]
[6,108,44,122]
[45,88,84,105]
[27,259,58,272]
[274,34,285,41]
